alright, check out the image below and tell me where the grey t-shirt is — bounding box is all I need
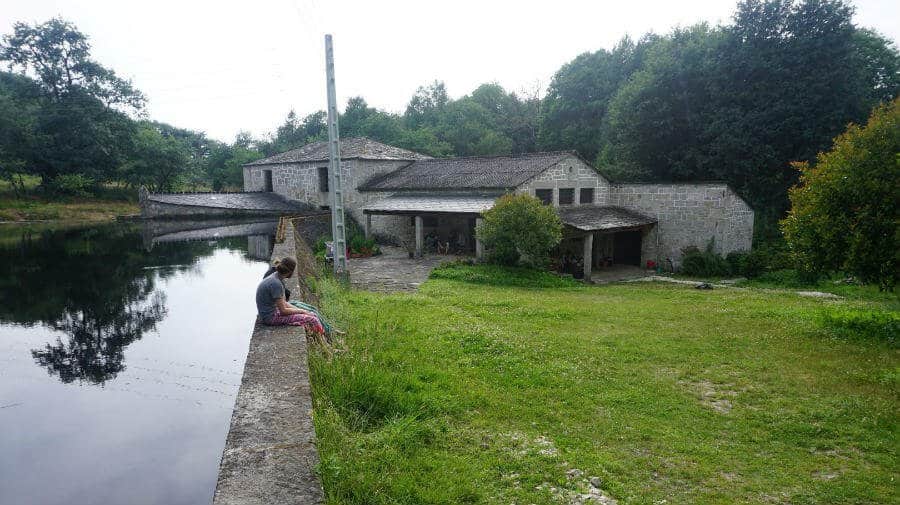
[256,273,285,322]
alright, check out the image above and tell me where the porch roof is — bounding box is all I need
[558,205,657,232]
[363,193,499,215]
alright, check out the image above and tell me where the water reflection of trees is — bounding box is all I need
[0,224,248,384]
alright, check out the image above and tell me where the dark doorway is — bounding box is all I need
[613,230,642,266]
[263,170,273,192]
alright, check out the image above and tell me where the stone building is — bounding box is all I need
[243,137,753,275]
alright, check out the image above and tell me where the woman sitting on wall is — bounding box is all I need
[256,257,324,336]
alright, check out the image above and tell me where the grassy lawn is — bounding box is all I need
[0,175,138,222]
[310,263,898,504]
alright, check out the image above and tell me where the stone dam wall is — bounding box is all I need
[212,223,324,505]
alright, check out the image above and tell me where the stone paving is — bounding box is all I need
[590,265,654,283]
[348,246,454,292]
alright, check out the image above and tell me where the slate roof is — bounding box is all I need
[358,152,575,191]
[557,205,657,231]
[147,192,312,212]
[363,194,499,214]
[244,137,430,166]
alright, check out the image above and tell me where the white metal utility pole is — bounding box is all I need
[325,34,348,275]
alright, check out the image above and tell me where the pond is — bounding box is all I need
[0,220,277,505]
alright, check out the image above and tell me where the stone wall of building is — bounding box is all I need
[610,183,754,265]
[516,155,611,205]
[244,159,415,245]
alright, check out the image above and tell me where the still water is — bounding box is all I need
[0,221,276,505]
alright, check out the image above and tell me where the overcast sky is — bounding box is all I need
[2,0,898,142]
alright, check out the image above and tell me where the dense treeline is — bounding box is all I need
[1,1,897,230]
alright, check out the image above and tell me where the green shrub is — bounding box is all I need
[314,235,331,255]
[50,174,94,197]
[431,261,579,288]
[349,234,379,255]
[820,309,899,345]
[476,194,562,268]
[782,99,899,290]
[680,242,730,277]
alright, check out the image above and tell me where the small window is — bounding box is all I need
[580,188,594,204]
[318,166,329,192]
[535,189,553,205]
[558,188,575,205]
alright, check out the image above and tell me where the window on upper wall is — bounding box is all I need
[580,187,594,205]
[558,188,575,205]
[318,166,329,192]
[535,189,553,205]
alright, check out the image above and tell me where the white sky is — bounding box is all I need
[2,0,898,142]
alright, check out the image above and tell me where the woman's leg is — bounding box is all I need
[267,312,325,335]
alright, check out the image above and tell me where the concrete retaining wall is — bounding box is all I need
[212,225,324,505]
[140,200,284,218]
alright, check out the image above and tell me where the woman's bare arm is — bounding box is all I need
[276,297,311,316]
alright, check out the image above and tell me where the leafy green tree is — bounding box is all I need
[781,99,899,289]
[595,0,899,224]
[477,194,563,267]
[0,19,145,190]
[259,110,328,156]
[120,123,190,192]
[540,35,654,160]
[0,17,144,109]
[33,89,136,187]
[405,80,449,130]
[600,24,725,182]
[0,72,41,192]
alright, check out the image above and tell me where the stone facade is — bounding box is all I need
[610,183,754,264]
[243,151,754,267]
[516,155,611,206]
[244,159,417,246]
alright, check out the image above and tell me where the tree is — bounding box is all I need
[539,35,655,160]
[600,25,725,182]
[32,88,137,187]
[476,194,563,267]
[259,110,327,156]
[0,17,144,109]
[120,123,190,192]
[0,19,145,190]
[0,72,41,193]
[781,99,899,289]
[404,80,449,130]
[594,0,899,225]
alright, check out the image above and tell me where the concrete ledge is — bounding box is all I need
[213,223,324,504]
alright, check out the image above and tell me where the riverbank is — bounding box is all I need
[0,194,138,222]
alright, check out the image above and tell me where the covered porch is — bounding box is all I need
[557,205,658,280]
[362,194,499,259]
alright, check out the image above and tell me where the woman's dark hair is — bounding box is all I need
[273,257,297,276]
